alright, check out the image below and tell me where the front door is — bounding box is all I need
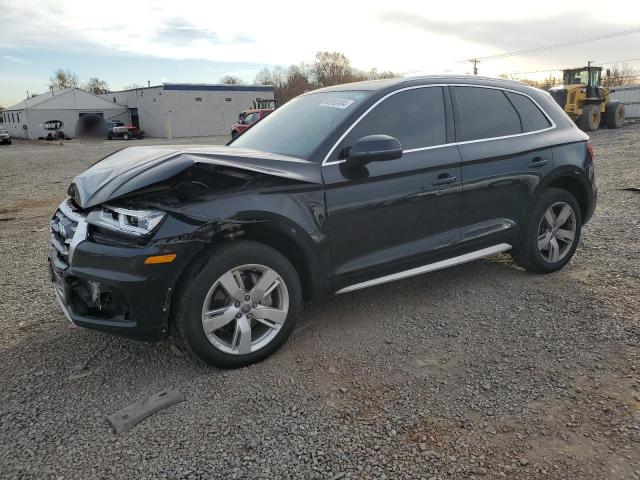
[322,86,463,293]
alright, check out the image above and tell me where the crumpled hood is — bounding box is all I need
[70,145,323,208]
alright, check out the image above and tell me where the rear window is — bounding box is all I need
[506,91,551,132]
[453,86,522,141]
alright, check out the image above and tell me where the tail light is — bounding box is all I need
[587,140,595,161]
[586,140,596,181]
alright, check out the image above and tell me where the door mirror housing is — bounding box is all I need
[346,135,403,168]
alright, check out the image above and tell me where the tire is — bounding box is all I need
[578,104,601,131]
[511,188,582,274]
[231,130,239,140]
[174,241,302,368]
[604,102,624,129]
[122,133,130,141]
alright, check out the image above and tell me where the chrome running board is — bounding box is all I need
[336,243,512,294]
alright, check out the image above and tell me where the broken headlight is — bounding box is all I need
[87,206,166,237]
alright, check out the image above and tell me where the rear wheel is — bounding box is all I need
[578,104,601,131]
[512,188,582,274]
[231,130,239,140]
[175,241,302,368]
[122,132,130,140]
[604,102,624,129]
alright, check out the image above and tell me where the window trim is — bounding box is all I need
[322,84,556,166]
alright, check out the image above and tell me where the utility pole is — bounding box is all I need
[469,58,480,75]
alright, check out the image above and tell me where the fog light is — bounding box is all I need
[144,253,176,265]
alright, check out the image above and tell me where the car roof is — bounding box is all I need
[309,74,531,94]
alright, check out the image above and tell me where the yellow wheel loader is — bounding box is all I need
[549,65,625,131]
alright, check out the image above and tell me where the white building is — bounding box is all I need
[2,88,129,139]
[101,83,275,138]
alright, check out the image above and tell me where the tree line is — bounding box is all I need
[39,55,639,105]
[251,51,397,104]
[44,52,397,103]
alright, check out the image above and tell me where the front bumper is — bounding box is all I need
[49,199,203,341]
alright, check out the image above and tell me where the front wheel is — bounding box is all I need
[175,241,302,368]
[578,104,601,131]
[122,132,130,140]
[231,130,239,140]
[511,188,582,274]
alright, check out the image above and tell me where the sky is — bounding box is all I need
[1,0,640,107]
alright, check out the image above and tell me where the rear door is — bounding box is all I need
[451,86,554,248]
[323,86,463,292]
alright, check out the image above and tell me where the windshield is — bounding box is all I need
[563,69,600,86]
[231,90,371,159]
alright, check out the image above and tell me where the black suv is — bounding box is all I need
[49,76,597,368]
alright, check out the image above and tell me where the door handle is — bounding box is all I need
[432,173,457,186]
[528,157,548,168]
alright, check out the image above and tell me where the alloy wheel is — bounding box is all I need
[201,264,289,355]
[537,202,576,263]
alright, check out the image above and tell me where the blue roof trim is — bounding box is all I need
[162,84,274,92]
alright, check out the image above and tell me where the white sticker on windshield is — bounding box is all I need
[319,98,355,109]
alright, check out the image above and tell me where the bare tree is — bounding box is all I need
[498,72,559,90]
[220,75,243,85]
[254,68,274,85]
[49,68,80,90]
[312,51,353,87]
[603,63,639,87]
[84,78,110,95]
[253,52,399,106]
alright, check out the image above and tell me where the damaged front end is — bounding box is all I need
[49,146,325,341]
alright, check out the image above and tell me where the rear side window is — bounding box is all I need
[506,91,551,132]
[453,87,521,141]
[342,87,446,155]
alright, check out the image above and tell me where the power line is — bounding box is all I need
[456,26,640,64]
[505,56,640,77]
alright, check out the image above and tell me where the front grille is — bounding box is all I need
[550,89,567,109]
[50,198,86,269]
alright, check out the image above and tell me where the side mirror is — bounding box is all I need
[346,134,403,168]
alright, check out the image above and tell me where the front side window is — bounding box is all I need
[341,87,446,156]
[453,87,521,141]
[231,90,371,159]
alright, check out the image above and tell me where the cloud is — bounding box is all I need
[2,55,27,63]
[153,18,220,44]
[379,12,639,61]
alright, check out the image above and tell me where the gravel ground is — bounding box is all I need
[0,128,639,480]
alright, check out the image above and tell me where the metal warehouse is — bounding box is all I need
[101,83,275,138]
[611,84,640,119]
[1,88,129,140]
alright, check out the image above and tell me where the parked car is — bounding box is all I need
[49,76,597,368]
[230,108,273,139]
[107,122,144,140]
[0,128,11,145]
